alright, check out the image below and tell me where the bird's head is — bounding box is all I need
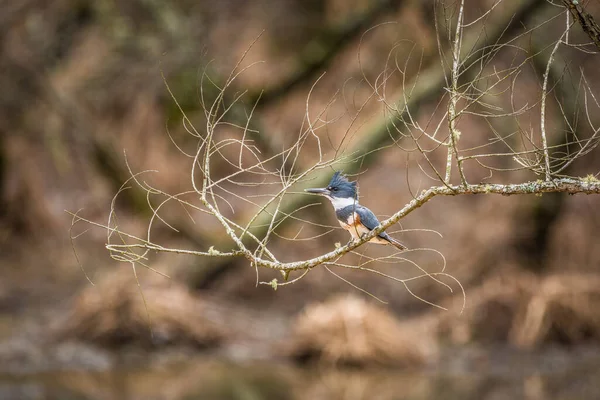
[304,172,357,205]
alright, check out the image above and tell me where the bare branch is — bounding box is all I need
[562,0,600,50]
[69,0,600,313]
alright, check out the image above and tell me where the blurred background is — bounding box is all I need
[2,0,600,399]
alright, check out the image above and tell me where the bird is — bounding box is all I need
[304,171,406,250]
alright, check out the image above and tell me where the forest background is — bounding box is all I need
[2,1,600,399]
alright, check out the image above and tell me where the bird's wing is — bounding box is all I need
[356,205,394,239]
[356,205,406,250]
[355,206,382,231]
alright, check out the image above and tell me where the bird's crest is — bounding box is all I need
[328,171,358,198]
[328,171,354,187]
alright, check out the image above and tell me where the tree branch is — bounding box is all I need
[562,0,600,50]
[92,176,600,275]
[184,0,548,287]
[166,177,600,273]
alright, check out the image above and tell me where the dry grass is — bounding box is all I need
[285,294,433,368]
[438,272,600,348]
[54,271,225,348]
[511,273,600,347]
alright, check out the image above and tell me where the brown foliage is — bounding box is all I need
[2,0,600,367]
[438,272,600,348]
[285,294,433,367]
[55,271,225,349]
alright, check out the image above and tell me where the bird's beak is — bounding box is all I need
[304,187,330,196]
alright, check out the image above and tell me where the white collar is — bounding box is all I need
[328,196,356,210]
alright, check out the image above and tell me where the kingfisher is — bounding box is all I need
[304,172,406,250]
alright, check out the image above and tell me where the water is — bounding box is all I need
[2,347,600,400]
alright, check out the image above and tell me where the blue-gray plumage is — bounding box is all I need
[304,172,406,250]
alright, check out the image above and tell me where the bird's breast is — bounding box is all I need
[338,212,357,227]
[338,212,369,239]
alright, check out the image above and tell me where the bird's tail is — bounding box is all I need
[387,236,407,251]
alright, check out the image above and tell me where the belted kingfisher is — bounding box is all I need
[304,172,406,250]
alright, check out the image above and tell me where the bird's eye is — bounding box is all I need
[331,187,338,191]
